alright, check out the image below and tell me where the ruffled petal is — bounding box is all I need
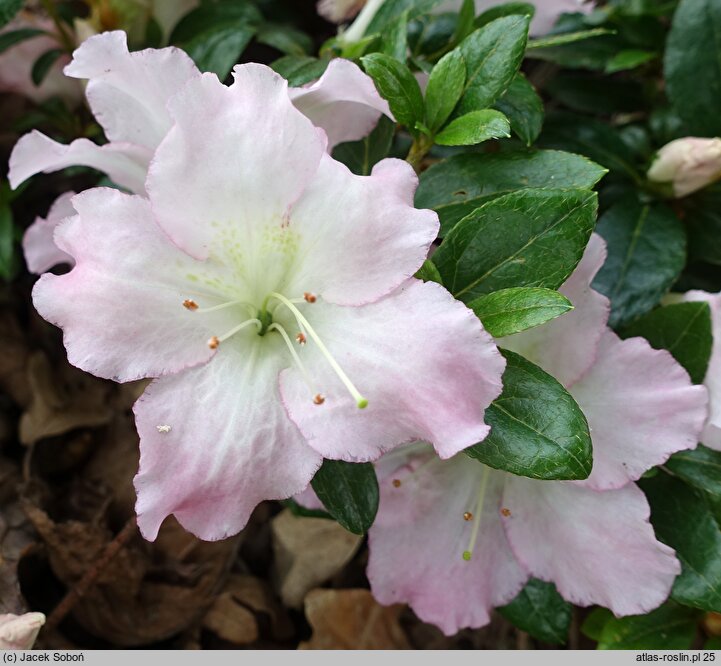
[147,65,326,260]
[32,188,237,382]
[22,191,76,274]
[280,280,505,461]
[64,31,199,150]
[367,447,527,635]
[500,233,610,386]
[134,344,322,540]
[288,58,393,149]
[503,476,680,615]
[680,290,721,451]
[284,155,438,306]
[570,331,707,490]
[9,130,149,194]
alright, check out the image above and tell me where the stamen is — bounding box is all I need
[193,299,257,317]
[209,318,262,348]
[501,508,511,517]
[268,322,322,402]
[269,292,368,409]
[462,466,491,562]
[304,292,317,303]
[296,332,307,345]
[183,299,198,311]
[463,512,473,521]
[392,479,401,488]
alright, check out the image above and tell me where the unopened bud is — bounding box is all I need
[648,137,721,198]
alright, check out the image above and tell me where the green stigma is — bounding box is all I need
[357,398,369,409]
[462,550,472,561]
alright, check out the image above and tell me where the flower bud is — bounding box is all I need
[648,137,721,198]
[0,613,45,650]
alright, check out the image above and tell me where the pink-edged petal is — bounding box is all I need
[22,191,75,274]
[285,155,438,306]
[32,188,236,382]
[288,58,393,149]
[293,485,324,511]
[500,233,610,386]
[134,344,322,541]
[64,31,199,150]
[570,330,707,490]
[9,130,149,193]
[503,476,680,615]
[280,279,505,462]
[367,447,527,635]
[147,65,326,260]
[680,290,721,451]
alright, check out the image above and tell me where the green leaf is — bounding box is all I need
[592,196,686,328]
[31,48,63,86]
[434,188,597,302]
[469,288,573,338]
[466,350,592,480]
[434,109,510,146]
[271,55,330,86]
[365,0,445,36]
[493,73,543,146]
[665,0,721,137]
[641,473,721,612]
[527,28,615,50]
[0,198,14,282]
[452,0,476,44]
[546,74,647,116]
[361,53,424,133]
[332,117,395,176]
[685,185,721,266]
[619,302,712,384]
[497,579,571,644]
[457,15,530,115]
[667,445,721,499]
[475,3,534,29]
[0,0,22,29]
[581,608,614,641]
[381,10,408,61]
[414,259,443,285]
[416,150,606,236]
[605,48,656,73]
[0,28,45,55]
[424,49,466,133]
[310,459,380,535]
[596,603,700,649]
[256,23,313,56]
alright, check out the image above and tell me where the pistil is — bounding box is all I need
[268,322,322,402]
[463,466,491,562]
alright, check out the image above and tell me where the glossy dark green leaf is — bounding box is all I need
[469,288,572,337]
[0,198,14,281]
[597,603,700,650]
[466,350,592,481]
[416,150,606,236]
[605,48,656,73]
[256,23,313,56]
[424,49,466,133]
[546,74,647,115]
[365,0,445,36]
[0,0,22,30]
[475,2,534,28]
[641,473,721,612]
[434,188,597,302]
[381,10,408,61]
[31,48,63,86]
[271,55,330,86]
[414,259,443,285]
[0,27,44,55]
[494,73,543,146]
[332,117,395,176]
[685,185,721,266]
[434,109,510,146]
[619,302,712,384]
[452,0,475,44]
[457,15,530,115]
[311,459,380,535]
[592,197,686,328]
[667,446,721,498]
[665,0,721,137]
[527,28,615,51]
[361,53,424,133]
[498,579,571,644]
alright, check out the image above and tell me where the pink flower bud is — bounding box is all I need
[648,137,721,198]
[0,613,45,650]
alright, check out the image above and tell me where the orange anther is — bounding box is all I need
[183,299,198,310]
[208,336,220,349]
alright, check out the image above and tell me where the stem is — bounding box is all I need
[406,135,434,173]
[41,0,75,53]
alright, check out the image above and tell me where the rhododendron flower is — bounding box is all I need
[0,15,81,104]
[0,613,45,650]
[22,192,76,274]
[676,290,721,450]
[11,31,392,274]
[367,235,708,635]
[647,137,721,198]
[33,64,504,541]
